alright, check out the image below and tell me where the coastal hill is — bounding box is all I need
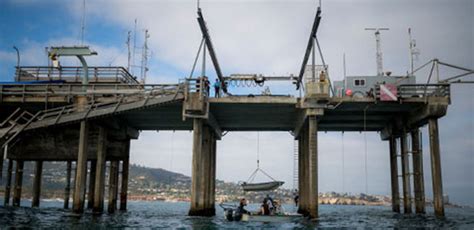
[0,161,394,206]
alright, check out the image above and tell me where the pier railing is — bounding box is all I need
[0,83,183,103]
[375,84,450,100]
[15,66,140,84]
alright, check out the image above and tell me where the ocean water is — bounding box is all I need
[0,200,473,229]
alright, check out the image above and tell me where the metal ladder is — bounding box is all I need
[293,139,299,190]
[1,108,41,149]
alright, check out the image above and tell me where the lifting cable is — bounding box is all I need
[188,38,205,79]
[246,132,277,183]
[341,132,345,193]
[364,105,369,194]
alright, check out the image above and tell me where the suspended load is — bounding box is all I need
[240,133,284,192]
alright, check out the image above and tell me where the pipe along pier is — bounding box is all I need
[0,68,451,218]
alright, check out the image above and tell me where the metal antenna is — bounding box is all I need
[142,29,150,84]
[80,0,86,45]
[365,28,389,76]
[133,19,137,76]
[126,31,131,72]
[408,28,420,75]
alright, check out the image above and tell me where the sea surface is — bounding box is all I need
[0,199,473,229]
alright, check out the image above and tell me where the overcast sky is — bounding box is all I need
[0,0,472,205]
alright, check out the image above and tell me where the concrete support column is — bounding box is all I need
[108,160,119,213]
[32,161,43,207]
[389,136,400,213]
[73,121,89,213]
[428,118,444,217]
[298,125,309,216]
[87,160,97,209]
[12,160,24,207]
[297,135,304,214]
[120,139,130,211]
[411,129,425,214]
[189,119,216,216]
[400,131,412,213]
[64,161,72,209]
[3,160,13,206]
[307,116,318,219]
[93,126,107,213]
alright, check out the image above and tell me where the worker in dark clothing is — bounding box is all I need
[204,77,210,96]
[213,79,221,98]
[259,198,271,215]
[236,198,250,215]
[294,189,299,207]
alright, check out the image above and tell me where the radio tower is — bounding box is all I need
[365,28,389,76]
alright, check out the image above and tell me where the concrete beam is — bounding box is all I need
[293,108,323,139]
[206,112,222,140]
[408,100,448,128]
[32,161,43,208]
[429,118,444,217]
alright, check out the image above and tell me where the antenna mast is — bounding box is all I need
[126,31,131,72]
[141,29,150,84]
[365,28,389,76]
[80,0,86,45]
[408,28,420,75]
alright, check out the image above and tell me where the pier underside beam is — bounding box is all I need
[93,127,107,213]
[12,160,24,207]
[411,129,425,214]
[189,118,217,216]
[72,121,89,213]
[32,160,43,207]
[389,136,400,213]
[400,131,412,213]
[429,118,444,217]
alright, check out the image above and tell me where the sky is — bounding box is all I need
[0,0,473,205]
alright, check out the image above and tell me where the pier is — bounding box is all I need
[1,3,471,220]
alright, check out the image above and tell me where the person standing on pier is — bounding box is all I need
[213,79,221,98]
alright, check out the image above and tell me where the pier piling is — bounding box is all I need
[32,161,43,207]
[389,136,400,213]
[87,160,97,209]
[400,131,412,213]
[64,161,72,209]
[307,116,318,219]
[120,140,130,211]
[72,121,89,213]
[189,119,216,216]
[12,160,24,207]
[411,129,425,213]
[3,160,13,206]
[429,118,444,217]
[108,160,119,213]
[93,127,107,213]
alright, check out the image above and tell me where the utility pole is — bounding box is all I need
[141,29,150,84]
[365,28,389,76]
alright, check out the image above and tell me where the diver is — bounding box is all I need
[236,198,250,215]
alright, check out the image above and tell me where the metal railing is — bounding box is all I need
[15,66,140,84]
[183,77,209,100]
[375,84,450,99]
[0,83,183,103]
